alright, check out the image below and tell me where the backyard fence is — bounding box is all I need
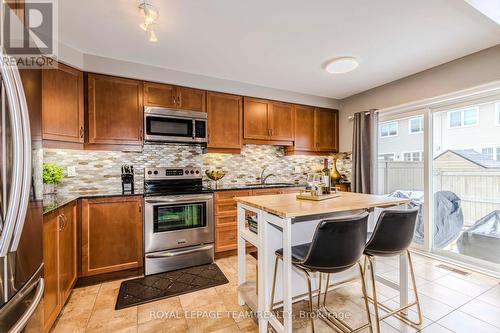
[378,161,500,225]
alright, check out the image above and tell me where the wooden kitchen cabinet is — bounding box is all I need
[43,202,77,332]
[243,97,294,144]
[207,92,242,152]
[316,108,339,152]
[286,107,339,155]
[87,74,144,149]
[143,82,177,108]
[42,62,84,148]
[80,196,143,276]
[143,82,206,112]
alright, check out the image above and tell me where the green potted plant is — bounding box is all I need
[43,163,65,194]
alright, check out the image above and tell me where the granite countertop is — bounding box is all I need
[43,190,143,215]
[43,183,307,215]
[204,182,306,191]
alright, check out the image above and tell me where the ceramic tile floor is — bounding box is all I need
[51,253,500,333]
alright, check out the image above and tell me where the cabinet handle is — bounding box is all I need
[139,204,142,213]
[177,95,182,106]
[172,96,176,105]
[270,128,273,137]
[139,129,143,140]
[79,126,84,138]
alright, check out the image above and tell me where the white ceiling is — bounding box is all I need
[59,0,500,99]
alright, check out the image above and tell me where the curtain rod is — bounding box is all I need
[347,110,375,121]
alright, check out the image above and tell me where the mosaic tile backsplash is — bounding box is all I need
[43,144,352,194]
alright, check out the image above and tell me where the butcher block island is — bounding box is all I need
[235,192,410,333]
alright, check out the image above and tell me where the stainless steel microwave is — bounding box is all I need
[144,107,207,144]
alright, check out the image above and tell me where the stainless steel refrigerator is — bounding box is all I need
[0,47,44,332]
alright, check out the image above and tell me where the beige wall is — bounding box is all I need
[338,44,500,152]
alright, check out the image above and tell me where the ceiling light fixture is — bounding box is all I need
[325,57,359,74]
[138,1,159,42]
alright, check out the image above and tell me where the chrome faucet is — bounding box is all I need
[260,167,275,185]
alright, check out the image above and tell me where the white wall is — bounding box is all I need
[339,44,500,152]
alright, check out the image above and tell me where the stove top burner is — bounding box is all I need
[144,167,210,196]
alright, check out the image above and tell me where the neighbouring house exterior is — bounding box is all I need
[378,100,500,161]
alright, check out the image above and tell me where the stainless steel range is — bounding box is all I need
[143,167,214,275]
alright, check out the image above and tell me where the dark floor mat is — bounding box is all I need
[115,263,229,309]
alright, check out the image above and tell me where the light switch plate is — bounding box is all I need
[67,166,77,177]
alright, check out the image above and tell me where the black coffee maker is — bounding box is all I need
[121,165,134,194]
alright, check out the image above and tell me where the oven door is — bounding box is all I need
[144,194,214,253]
[144,114,195,142]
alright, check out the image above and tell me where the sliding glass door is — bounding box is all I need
[431,99,500,272]
[377,111,426,248]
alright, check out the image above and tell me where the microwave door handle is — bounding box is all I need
[9,64,32,253]
[0,54,24,257]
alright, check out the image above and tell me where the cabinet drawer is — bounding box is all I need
[215,201,238,215]
[215,190,252,202]
[252,188,283,196]
[215,226,237,252]
[280,187,303,194]
[216,214,237,227]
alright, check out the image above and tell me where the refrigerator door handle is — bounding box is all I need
[8,278,44,333]
[0,53,24,257]
[8,64,32,253]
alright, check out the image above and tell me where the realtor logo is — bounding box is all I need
[1,0,58,67]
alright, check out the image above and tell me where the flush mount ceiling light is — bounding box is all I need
[325,57,359,74]
[138,1,159,42]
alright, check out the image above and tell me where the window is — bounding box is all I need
[380,122,398,138]
[378,153,395,161]
[403,151,424,162]
[482,147,494,159]
[448,107,478,128]
[409,117,424,134]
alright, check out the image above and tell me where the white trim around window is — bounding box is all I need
[408,116,424,134]
[447,106,479,129]
[379,121,398,138]
[402,151,424,162]
[496,102,500,126]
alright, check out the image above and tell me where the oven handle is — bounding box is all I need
[145,245,213,258]
[145,195,213,204]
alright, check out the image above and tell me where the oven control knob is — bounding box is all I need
[195,170,199,174]
[148,171,152,175]
[154,171,158,175]
[185,170,189,174]
[190,170,194,174]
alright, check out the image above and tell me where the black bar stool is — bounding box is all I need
[363,208,422,333]
[270,213,373,333]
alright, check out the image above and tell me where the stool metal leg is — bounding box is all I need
[270,256,280,313]
[303,270,316,333]
[317,273,323,308]
[365,251,424,331]
[318,262,373,333]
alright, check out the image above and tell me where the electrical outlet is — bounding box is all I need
[67,166,77,177]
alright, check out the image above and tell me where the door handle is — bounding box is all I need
[9,60,32,253]
[0,53,24,257]
[146,245,213,258]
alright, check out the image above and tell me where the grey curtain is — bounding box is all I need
[352,110,378,194]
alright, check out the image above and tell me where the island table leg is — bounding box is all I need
[237,205,246,306]
[399,253,409,315]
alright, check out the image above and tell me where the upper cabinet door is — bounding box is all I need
[177,87,206,112]
[143,82,176,108]
[269,101,294,141]
[243,97,270,140]
[42,63,84,144]
[87,74,144,146]
[207,92,242,150]
[294,105,316,150]
[316,108,339,152]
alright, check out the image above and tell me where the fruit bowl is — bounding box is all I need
[205,169,226,182]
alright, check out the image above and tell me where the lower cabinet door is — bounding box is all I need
[42,212,61,332]
[215,226,238,252]
[81,196,143,276]
[59,202,77,302]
